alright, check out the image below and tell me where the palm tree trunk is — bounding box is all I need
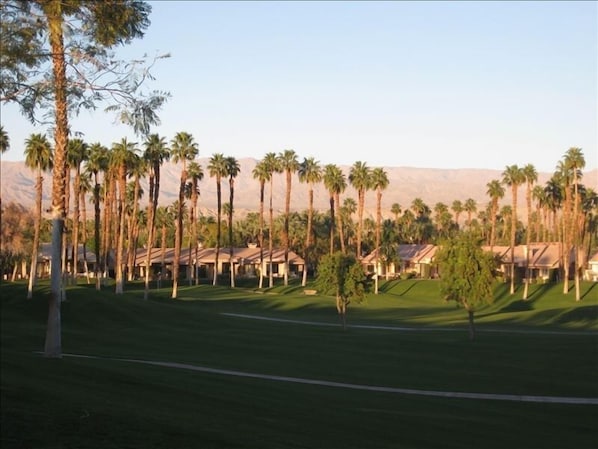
[27,171,43,299]
[115,167,127,294]
[302,186,313,287]
[45,5,67,357]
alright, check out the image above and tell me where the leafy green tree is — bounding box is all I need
[436,232,497,340]
[1,0,168,358]
[316,252,368,329]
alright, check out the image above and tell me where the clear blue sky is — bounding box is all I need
[1,1,596,173]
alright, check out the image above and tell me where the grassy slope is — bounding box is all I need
[1,279,597,449]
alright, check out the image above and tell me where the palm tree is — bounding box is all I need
[208,153,228,286]
[225,156,241,287]
[544,176,563,242]
[25,133,53,299]
[521,163,537,300]
[371,167,389,294]
[464,198,477,228]
[142,134,170,299]
[155,205,172,283]
[111,138,139,294]
[298,157,322,287]
[390,203,401,223]
[0,126,8,154]
[0,126,9,243]
[170,132,199,298]
[67,138,89,285]
[323,164,346,254]
[502,164,525,294]
[125,154,145,282]
[451,200,464,229]
[486,179,505,251]
[563,148,585,301]
[263,152,281,287]
[532,185,546,242]
[252,160,271,289]
[86,143,109,290]
[278,149,299,286]
[349,161,371,259]
[186,161,204,286]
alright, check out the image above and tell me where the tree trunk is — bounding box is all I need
[468,309,476,341]
[27,172,43,299]
[45,3,68,358]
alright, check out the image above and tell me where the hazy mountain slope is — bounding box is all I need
[2,159,596,220]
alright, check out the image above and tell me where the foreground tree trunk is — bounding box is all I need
[44,2,68,358]
[468,309,476,341]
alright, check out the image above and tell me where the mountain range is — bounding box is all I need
[2,159,597,220]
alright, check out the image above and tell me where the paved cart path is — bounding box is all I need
[222,312,598,336]
[62,353,598,406]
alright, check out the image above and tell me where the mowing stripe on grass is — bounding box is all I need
[61,353,598,405]
[222,312,598,336]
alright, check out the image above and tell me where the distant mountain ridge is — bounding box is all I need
[2,159,597,220]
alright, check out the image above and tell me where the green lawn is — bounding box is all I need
[2,279,597,449]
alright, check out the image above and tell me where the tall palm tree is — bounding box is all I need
[563,148,585,301]
[278,149,299,286]
[125,154,145,282]
[170,131,199,298]
[263,152,281,287]
[521,163,537,300]
[502,164,525,294]
[371,167,389,294]
[348,161,371,259]
[0,126,9,245]
[252,160,271,289]
[0,126,8,154]
[225,156,241,288]
[186,161,204,286]
[532,184,547,242]
[486,179,505,251]
[323,164,346,254]
[208,153,228,286]
[451,200,464,230]
[25,133,53,299]
[111,138,139,294]
[298,157,322,287]
[67,138,89,285]
[142,134,170,299]
[390,203,401,223]
[464,198,477,228]
[544,176,563,242]
[155,205,172,283]
[86,143,109,290]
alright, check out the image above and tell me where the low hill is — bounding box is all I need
[2,159,596,220]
